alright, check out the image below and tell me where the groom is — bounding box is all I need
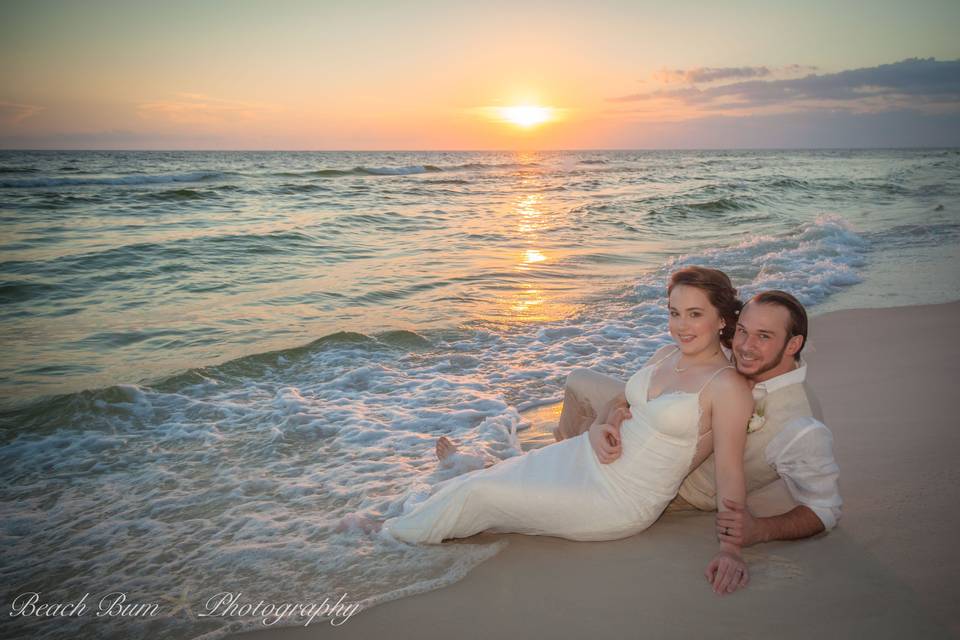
[557,290,842,546]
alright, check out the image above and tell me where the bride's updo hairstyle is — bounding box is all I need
[666,266,743,348]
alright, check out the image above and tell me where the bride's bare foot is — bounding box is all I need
[436,436,459,461]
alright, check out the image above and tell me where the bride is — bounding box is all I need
[377,266,754,595]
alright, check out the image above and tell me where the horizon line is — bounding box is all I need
[2,145,958,153]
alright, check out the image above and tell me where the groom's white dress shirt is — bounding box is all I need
[753,361,843,529]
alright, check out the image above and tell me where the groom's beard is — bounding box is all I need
[736,340,788,381]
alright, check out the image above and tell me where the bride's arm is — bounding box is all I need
[704,370,753,595]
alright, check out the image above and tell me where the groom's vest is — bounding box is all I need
[676,380,819,511]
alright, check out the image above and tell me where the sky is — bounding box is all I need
[1,0,959,150]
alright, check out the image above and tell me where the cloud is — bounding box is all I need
[654,66,772,84]
[137,93,278,125]
[651,64,817,86]
[610,58,960,116]
[0,100,44,124]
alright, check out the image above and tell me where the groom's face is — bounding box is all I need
[732,302,793,382]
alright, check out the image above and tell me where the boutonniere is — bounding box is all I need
[747,388,768,434]
[747,404,767,433]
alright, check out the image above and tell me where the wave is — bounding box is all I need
[350,279,455,305]
[270,182,333,194]
[0,328,437,417]
[357,160,542,174]
[447,161,541,171]
[323,209,439,233]
[273,165,443,178]
[0,166,39,174]
[649,195,755,220]
[266,161,541,180]
[866,222,960,250]
[0,171,230,189]
[419,177,470,185]
[0,312,516,640]
[763,176,814,190]
[758,175,949,198]
[361,165,443,175]
[683,196,751,212]
[663,214,868,308]
[143,187,218,201]
[1,230,325,287]
[0,281,60,305]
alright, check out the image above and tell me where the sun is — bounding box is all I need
[498,105,553,128]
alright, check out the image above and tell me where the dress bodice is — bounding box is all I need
[620,350,733,473]
[623,365,703,442]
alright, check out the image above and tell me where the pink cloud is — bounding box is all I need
[137,93,278,125]
[0,100,44,124]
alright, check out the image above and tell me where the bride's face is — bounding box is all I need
[668,284,724,355]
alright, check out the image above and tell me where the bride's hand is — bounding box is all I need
[704,550,749,596]
[588,422,622,464]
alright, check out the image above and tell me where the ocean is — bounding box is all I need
[2,149,958,639]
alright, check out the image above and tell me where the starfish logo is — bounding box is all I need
[161,583,195,620]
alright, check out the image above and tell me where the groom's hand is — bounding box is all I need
[588,422,622,464]
[608,406,632,429]
[717,498,760,547]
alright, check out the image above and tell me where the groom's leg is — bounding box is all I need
[555,368,625,441]
[554,384,593,441]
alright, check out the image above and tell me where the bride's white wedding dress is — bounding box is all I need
[382,348,731,543]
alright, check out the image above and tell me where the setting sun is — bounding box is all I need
[498,105,553,128]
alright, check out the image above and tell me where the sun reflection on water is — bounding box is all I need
[474,185,580,327]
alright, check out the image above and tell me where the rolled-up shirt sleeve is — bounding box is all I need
[764,417,843,530]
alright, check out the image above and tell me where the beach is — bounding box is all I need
[227,300,960,640]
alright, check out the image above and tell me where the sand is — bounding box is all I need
[227,301,960,640]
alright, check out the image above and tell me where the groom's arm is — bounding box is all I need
[756,505,825,540]
[718,418,841,546]
[717,501,824,546]
[597,390,629,425]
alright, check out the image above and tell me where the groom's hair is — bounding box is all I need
[748,290,808,355]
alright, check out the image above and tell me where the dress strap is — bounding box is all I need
[697,364,736,394]
[645,345,680,371]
